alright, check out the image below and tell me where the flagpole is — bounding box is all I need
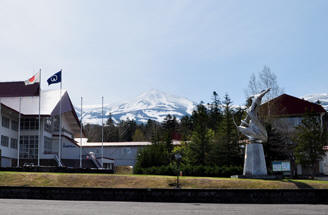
[101,96,104,168]
[58,70,62,166]
[17,97,21,167]
[38,69,41,167]
[80,96,83,168]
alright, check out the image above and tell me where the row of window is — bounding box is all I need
[1,135,18,149]
[44,136,57,154]
[20,136,39,159]
[20,118,39,130]
[1,135,57,158]
[2,116,18,131]
[2,116,40,131]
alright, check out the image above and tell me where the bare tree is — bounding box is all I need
[247,73,259,97]
[245,66,284,102]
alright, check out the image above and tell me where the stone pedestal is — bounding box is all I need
[243,143,267,176]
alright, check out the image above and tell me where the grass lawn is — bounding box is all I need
[0,171,327,189]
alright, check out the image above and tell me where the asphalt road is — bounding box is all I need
[1,199,328,215]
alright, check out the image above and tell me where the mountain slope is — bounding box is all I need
[76,89,196,124]
[76,91,328,125]
[303,93,328,111]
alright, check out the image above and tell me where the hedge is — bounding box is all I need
[134,164,242,177]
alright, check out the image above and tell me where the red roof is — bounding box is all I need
[0,82,39,97]
[259,94,326,117]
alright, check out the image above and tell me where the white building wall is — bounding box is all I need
[83,146,143,166]
[271,117,303,134]
[0,111,19,161]
[1,157,11,167]
[272,116,328,175]
[61,138,80,159]
[0,112,80,164]
[55,113,81,160]
[40,128,57,159]
[320,152,328,175]
[0,90,84,167]
[20,118,44,160]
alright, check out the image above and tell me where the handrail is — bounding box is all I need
[54,154,63,167]
[88,152,101,169]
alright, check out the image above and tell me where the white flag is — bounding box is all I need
[24,72,40,85]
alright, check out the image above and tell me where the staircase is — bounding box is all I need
[88,152,102,169]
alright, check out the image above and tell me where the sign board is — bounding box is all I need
[272,161,291,172]
[63,143,76,148]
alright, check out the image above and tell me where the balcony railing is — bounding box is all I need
[53,128,74,139]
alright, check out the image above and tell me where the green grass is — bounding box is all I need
[0,171,327,189]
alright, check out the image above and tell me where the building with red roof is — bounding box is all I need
[260,94,326,118]
[0,82,89,168]
[259,94,328,175]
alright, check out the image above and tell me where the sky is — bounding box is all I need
[0,0,328,107]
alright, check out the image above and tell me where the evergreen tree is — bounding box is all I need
[179,115,193,141]
[187,103,214,165]
[208,91,223,131]
[263,124,292,173]
[118,119,137,141]
[84,124,101,142]
[104,113,119,141]
[146,119,162,143]
[162,114,178,153]
[134,142,170,170]
[106,113,114,126]
[212,94,242,166]
[189,129,214,166]
[132,128,146,141]
[293,113,327,178]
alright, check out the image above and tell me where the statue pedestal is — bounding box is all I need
[243,143,267,176]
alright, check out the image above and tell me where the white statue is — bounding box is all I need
[237,88,270,143]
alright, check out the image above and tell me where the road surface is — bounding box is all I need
[1,199,327,215]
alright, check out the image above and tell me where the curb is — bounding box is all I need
[0,187,327,204]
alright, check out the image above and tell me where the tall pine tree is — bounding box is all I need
[212,94,242,166]
[162,114,178,153]
[187,103,214,165]
[208,91,222,131]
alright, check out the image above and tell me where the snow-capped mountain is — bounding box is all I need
[303,93,328,111]
[76,89,196,124]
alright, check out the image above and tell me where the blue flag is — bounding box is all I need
[47,70,62,85]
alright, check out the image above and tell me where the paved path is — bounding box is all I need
[316,177,328,181]
[1,199,327,215]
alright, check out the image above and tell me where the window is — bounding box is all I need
[19,136,38,159]
[53,116,59,130]
[103,163,113,170]
[20,118,39,130]
[44,137,56,154]
[10,138,18,149]
[2,116,10,128]
[1,135,9,147]
[45,118,53,132]
[11,120,18,131]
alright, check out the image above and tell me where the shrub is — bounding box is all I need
[134,143,170,174]
[134,165,243,177]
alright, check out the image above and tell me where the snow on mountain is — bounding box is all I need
[76,89,196,125]
[303,93,328,111]
[78,90,328,125]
